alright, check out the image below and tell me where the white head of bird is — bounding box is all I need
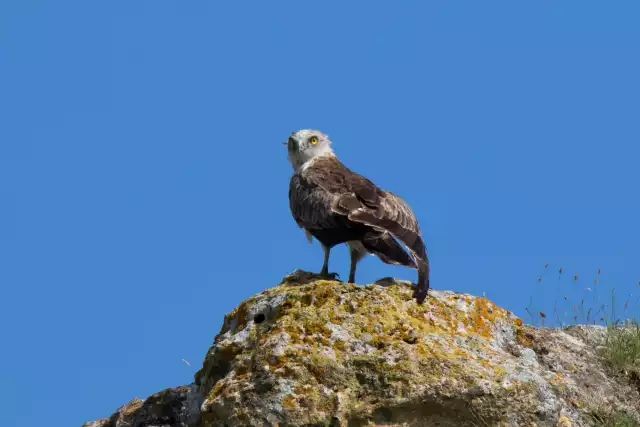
[285,129,335,171]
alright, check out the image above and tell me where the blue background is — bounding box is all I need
[1,2,638,425]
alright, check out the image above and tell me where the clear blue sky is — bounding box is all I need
[1,2,639,426]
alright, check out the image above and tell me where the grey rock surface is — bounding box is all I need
[83,273,640,426]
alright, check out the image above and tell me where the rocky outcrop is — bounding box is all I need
[83,271,640,426]
[82,385,203,427]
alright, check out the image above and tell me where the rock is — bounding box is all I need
[81,385,203,427]
[82,273,640,426]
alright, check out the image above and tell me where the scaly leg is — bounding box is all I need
[320,245,339,280]
[320,245,330,276]
[347,241,367,283]
[348,253,358,283]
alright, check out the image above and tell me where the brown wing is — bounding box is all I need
[288,173,336,232]
[304,156,427,262]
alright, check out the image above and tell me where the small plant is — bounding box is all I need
[589,407,639,427]
[524,264,639,328]
[602,317,640,373]
[583,391,640,427]
[599,289,640,374]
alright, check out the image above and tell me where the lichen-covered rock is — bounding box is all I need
[83,272,640,427]
[81,385,203,427]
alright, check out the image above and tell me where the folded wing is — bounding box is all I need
[306,156,428,264]
[291,155,430,303]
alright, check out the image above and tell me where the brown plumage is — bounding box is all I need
[286,129,430,303]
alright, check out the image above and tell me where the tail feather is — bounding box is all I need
[349,210,425,261]
[413,261,430,304]
[348,207,430,303]
[362,233,415,268]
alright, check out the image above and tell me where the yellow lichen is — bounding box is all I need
[516,327,534,348]
[282,395,297,409]
[120,398,143,417]
[197,279,539,426]
[333,339,346,351]
[207,380,225,400]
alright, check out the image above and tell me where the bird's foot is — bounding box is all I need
[319,271,341,281]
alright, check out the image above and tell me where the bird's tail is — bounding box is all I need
[362,232,416,268]
[413,260,430,304]
[365,231,431,304]
[413,235,430,304]
[400,232,430,304]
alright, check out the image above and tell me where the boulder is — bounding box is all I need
[83,272,640,426]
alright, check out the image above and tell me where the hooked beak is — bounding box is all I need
[285,137,297,151]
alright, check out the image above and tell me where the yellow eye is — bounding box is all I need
[310,136,318,145]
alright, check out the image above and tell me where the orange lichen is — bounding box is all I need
[200,280,535,424]
[468,298,501,339]
[166,277,640,427]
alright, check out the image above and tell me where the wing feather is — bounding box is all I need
[302,156,427,261]
[290,154,430,303]
[289,173,335,231]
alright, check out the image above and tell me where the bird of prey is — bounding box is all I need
[285,129,430,303]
